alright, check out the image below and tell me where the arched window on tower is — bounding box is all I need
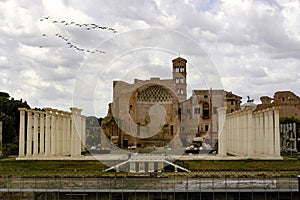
[180,77,184,84]
[203,102,209,118]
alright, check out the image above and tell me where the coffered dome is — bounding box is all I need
[137,85,173,103]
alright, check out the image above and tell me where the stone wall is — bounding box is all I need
[17,107,86,159]
[218,107,282,159]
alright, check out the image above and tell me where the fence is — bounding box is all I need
[0,176,298,199]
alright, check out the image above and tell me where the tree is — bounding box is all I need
[0,92,10,98]
[0,92,30,157]
[280,116,300,124]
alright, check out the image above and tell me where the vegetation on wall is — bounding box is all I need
[280,116,300,124]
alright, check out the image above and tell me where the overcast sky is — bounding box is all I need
[0,0,300,117]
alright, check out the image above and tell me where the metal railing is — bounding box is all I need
[0,176,298,192]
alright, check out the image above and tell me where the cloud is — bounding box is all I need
[0,0,299,116]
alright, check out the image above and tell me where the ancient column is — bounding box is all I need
[148,162,154,173]
[70,107,82,157]
[236,111,240,156]
[246,108,253,157]
[26,110,33,157]
[40,112,45,155]
[44,108,51,157]
[292,123,297,150]
[258,112,264,156]
[115,165,120,172]
[130,162,136,173]
[51,109,57,156]
[232,113,238,154]
[217,107,227,157]
[56,110,63,156]
[268,109,274,156]
[229,114,233,154]
[273,108,281,157]
[18,108,26,157]
[243,111,248,156]
[81,116,86,151]
[65,112,71,155]
[139,162,145,173]
[264,110,269,155]
[158,162,164,172]
[233,113,237,155]
[62,112,67,155]
[254,112,260,156]
[239,111,244,156]
[33,111,39,156]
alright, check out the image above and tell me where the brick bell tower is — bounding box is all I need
[172,57,187,102]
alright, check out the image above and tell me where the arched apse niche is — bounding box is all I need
[126,83,180,148]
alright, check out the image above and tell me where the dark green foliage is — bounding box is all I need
[0,92,9,98]
[0,92,30,157]
[0,115,16,146]
[2,143,18,157]
[280,116,300,124]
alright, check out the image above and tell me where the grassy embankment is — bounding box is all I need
[0,157,299,177]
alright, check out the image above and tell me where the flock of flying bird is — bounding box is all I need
[39,16,117,54]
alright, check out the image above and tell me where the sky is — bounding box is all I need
[0,0,300,117]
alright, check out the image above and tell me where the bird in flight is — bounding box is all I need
[38,16,114,54]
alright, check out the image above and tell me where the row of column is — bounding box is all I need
[128,161,165,173]
[218,107,281,158]
[18,107,86,158]
[280,123,297,152]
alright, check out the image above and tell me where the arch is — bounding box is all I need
[203,102,210,118]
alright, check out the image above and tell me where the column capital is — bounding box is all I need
[51,109,58,116]
[44,108,52,114]
[62,111,69,116]
[273,106,281,111]
[70,107,79,111]
[26,110,33,117]
[57,110,64,115]
[64,112,71,118]
[267,108,274,115]
[245,107,253,114]
[33,110,40,114]
[239,110,245,116]
[70,107,82,115]
[265,108,272,112]
[18,107,27,112]
[217,107,227,112]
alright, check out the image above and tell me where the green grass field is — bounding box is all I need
[0,158,299,177]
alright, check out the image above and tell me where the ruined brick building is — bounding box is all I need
[101,57,241,149]
[257,91,300,119]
